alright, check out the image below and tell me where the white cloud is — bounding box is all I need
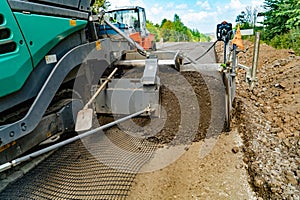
[107,0,266,34]
[146,4,174,24]
[108,0,146,9]
[250,0,265,11]
[225,0,243,10]
[181,11,217,32]
[166,2,174,8]
[251,0,264,6]
[181,12,211,23]
[150,4,164,15]
[176,4,188,9]
[196,1,211,10]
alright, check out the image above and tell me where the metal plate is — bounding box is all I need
[75,108,93,132]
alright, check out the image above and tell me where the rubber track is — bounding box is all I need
[0,129,157,199]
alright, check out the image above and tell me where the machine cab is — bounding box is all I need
[99,6,155,50]
[106,6,148,37]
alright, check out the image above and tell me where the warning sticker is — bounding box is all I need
[70,19,77,26]
[45,54,57,64]
[96,41,101,50]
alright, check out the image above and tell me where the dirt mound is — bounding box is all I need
[99,68,211,146]
[217,40,300,199]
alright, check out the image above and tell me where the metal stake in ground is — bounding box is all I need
[75,68,118,132]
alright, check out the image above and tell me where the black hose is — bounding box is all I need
[184,40,219,65]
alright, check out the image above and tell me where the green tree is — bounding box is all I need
[147,14,211,43]
[285,0,300,29]
[91,0,110,13]
[160,19,168,27]
[258,0,300,54]
[161,19,176,41]
[236,6,257,29]
[146,20,160,41]
[263,0,300,39]
[173,14,184,32]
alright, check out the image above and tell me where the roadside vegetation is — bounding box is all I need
[146,14,211,43]
[236,0,300,55]
[91,0,211,42]
[93,0,298,52]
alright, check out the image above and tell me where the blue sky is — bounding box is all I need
[108,0,265,33]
